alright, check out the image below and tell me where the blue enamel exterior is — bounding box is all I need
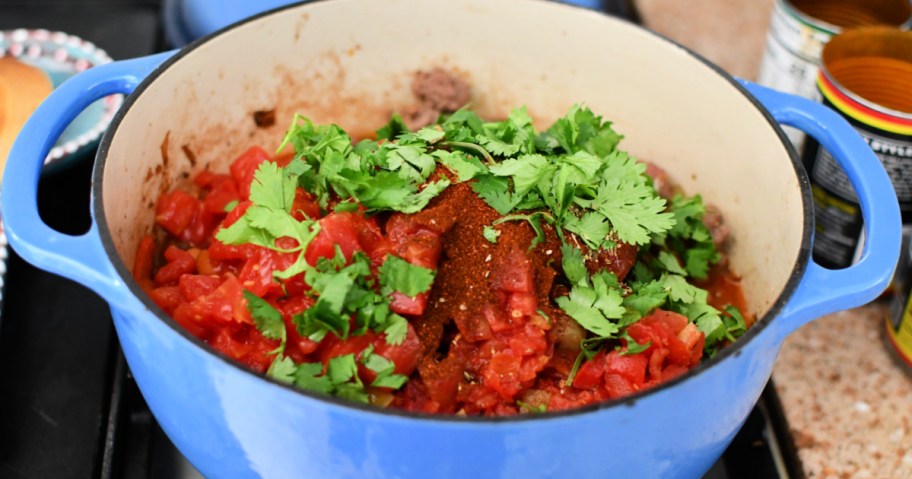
[1,42,901,479]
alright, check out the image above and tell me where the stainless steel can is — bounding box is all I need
[804,27,912,270]
[757,0,912,148]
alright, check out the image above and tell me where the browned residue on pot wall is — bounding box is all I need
[159,131,172,195]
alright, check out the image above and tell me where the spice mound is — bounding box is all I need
[135,104,750,416]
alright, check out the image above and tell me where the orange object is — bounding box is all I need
[0,57,53,178]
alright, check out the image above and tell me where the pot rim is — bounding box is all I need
[93,0,814,423]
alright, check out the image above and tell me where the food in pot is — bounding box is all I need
[135,94,750,416]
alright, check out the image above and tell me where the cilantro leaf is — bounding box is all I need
[396,179,451,214]
[376,113,409,140]
[694,307,725,344]
[382,314,408,346]
[488,154,554,198]
[662,273,699,303]
[362,346,409,389]
[476,106,536,156]
[623,280,667,317]
[328,354,360,385]
[244,291,286,342]
[560,243,587,286]
[378,255,436,297]
[249,161,296,213]
[294,362,334,395]
[619,330,651,355]
[472,174,519,215]
[216,216,276,249]
[563,212,611,250]
[684,247,716,279]
[656,251,688,276]
[588,152,674,245]
[483,225,501,244]
[723,305,748,341]
[540,104,623,156]
[556,283,622,338]
[267,356,298,384]
[432,149,483,182]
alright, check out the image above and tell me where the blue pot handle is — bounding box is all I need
[1,52,174,309]
[740,80,902,339]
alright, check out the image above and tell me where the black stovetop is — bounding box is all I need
[0,1,803,477]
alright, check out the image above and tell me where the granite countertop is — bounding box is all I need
[637,1,912,477]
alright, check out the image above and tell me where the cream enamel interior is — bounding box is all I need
[101,0,804,320]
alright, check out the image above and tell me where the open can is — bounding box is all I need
[757,0,912,149]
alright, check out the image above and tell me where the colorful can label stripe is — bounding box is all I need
[817,72,912,136]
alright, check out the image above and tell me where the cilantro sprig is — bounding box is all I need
[441,105,674,248]
[216,161,321,279]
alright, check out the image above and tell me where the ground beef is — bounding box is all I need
[643,161,675,199]
[703,204,729,247]
[404,68,471,130]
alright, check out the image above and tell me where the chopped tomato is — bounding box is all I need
[304,212,363,265]
[229,146,270,199]
[154,246,197,286]
[133,235,156,290]
[291,188,321,220]
[155,190,199,237]
[491,246,534,294]
[149,286,181,315]
[179,274,221,302]
[389,292,428,316]
[203,176,240,215]
[210,327,279,373]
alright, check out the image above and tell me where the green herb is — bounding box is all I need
[292,250,410,345]
[378,255,436,298]
[471,175,520,215]
[493,212,551,248]
[290,361,334,394]
[278,114,462,214]
[223,200,239,213]
[216,162,321,279]
[375,113,409,141]
[723,305,748,341]
[537,104,623,157]
[361,345,409,389]
[618,330,651,355]
[244,291,286,342]
[482,225,501,244]
[517,400,547,414]
[268,347,410,403]
[267,356,299,384]
[647,194,720,280]
[560,243,588,286]
[656,251,687,276]
[556,269,624,338]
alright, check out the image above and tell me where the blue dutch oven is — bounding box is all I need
[1,1,901,478]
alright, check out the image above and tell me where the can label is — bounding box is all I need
[887,235,912,370]
[757,1,833,99]
[757,0,834,148]
[807,120,912,268]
